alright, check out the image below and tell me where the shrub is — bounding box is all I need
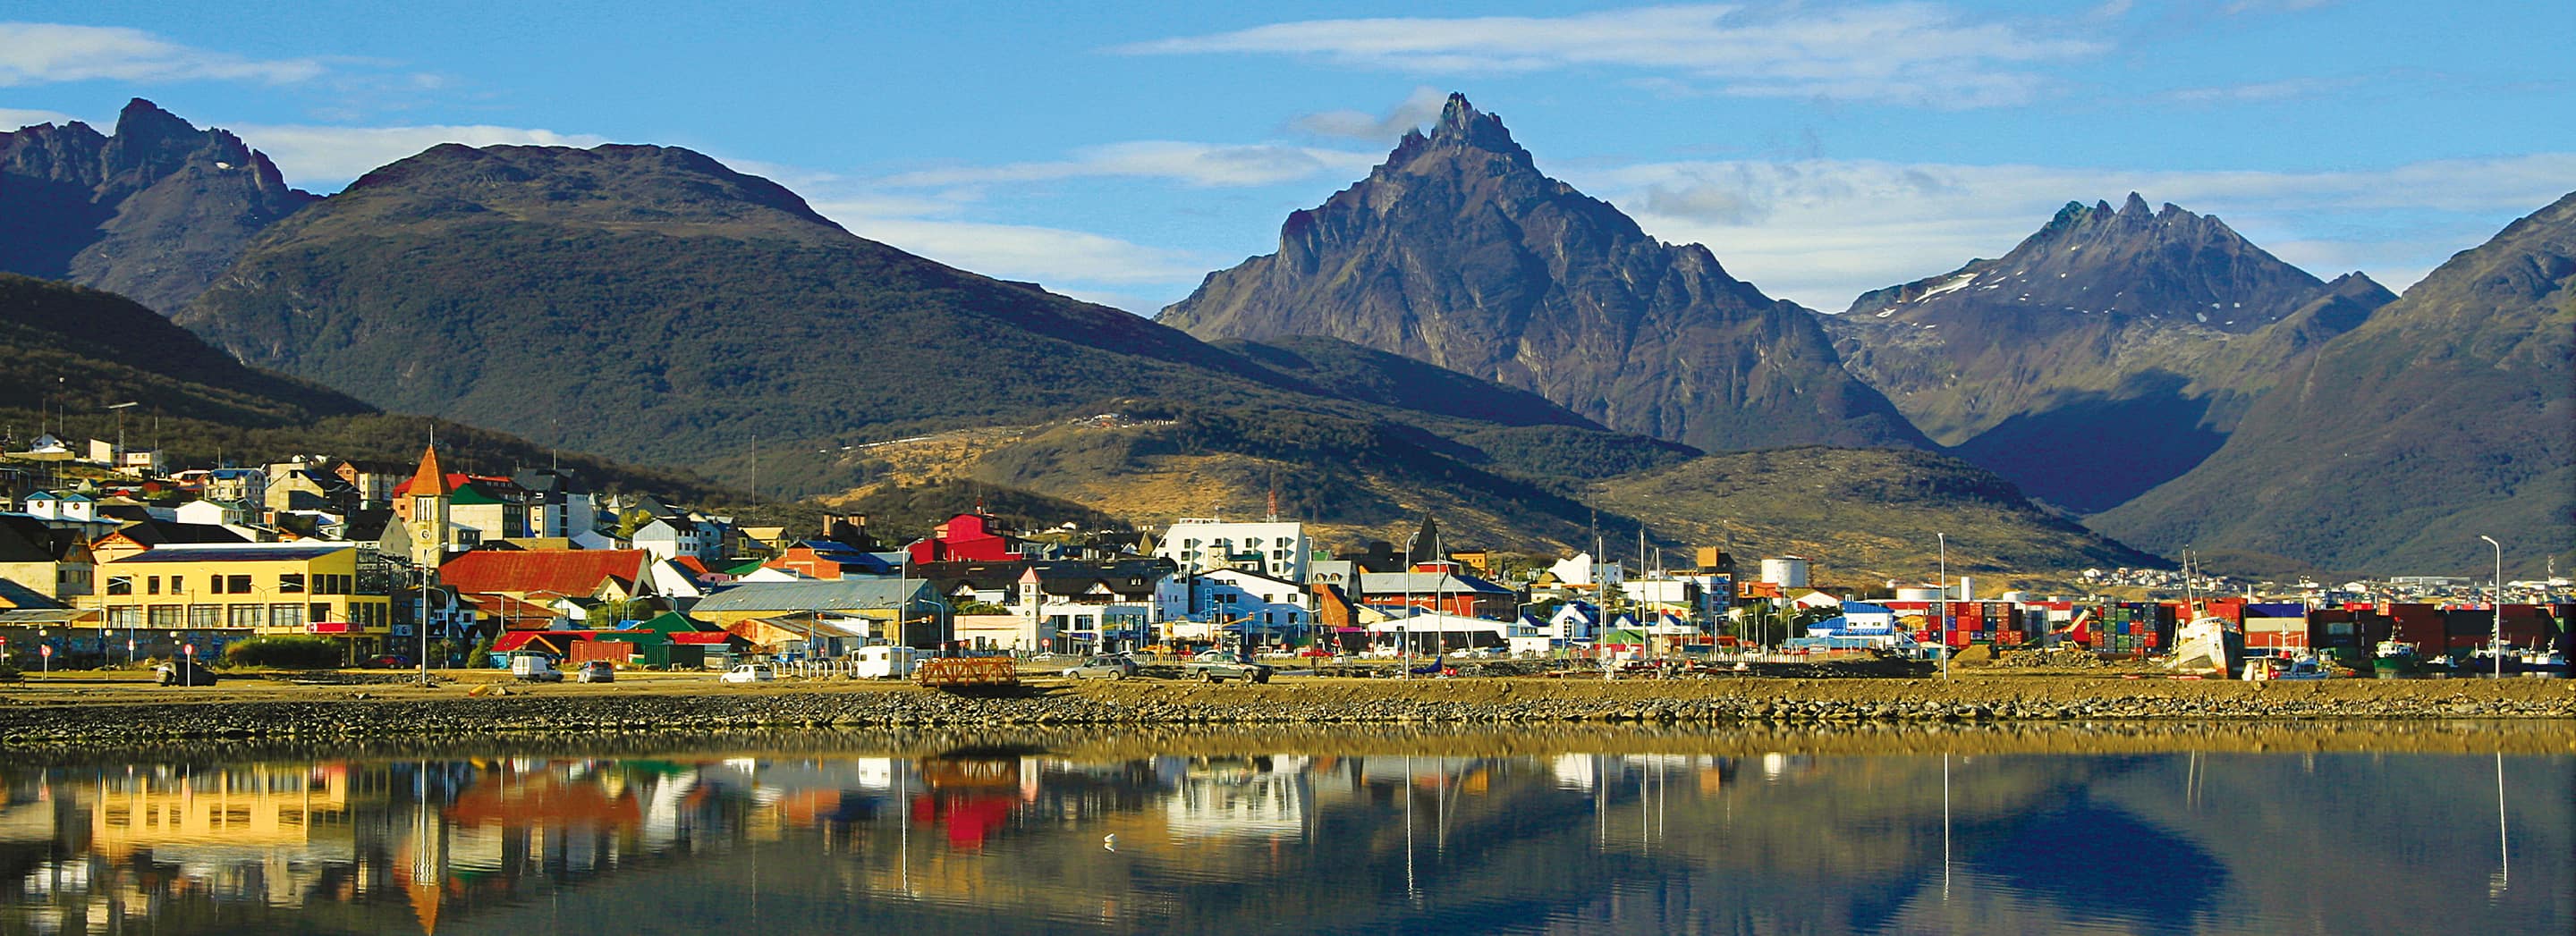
[225,637,346,670]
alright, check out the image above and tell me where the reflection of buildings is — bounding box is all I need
[1164,756,1309,839]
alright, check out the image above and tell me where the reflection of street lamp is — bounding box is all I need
[2479,535,2503,679]
[1937,533,1950,681]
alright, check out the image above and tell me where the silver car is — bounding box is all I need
[1066,654,1139,680]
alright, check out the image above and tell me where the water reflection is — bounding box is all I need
[0,734,2565,934]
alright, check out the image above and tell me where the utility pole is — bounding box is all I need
[2480,535,2503,679]
[1937,532,1950,681]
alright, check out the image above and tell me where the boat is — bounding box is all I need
[2169,614,2245,679]
[2371,639,2423,679]
[2165,550,2244,679]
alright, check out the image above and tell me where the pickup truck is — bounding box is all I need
[1185,652,1273,684]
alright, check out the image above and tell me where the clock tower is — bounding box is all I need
[404,445,452,570]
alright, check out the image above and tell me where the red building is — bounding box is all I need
[906,513,1026,564]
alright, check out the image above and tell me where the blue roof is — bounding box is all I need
[111,544,353,564]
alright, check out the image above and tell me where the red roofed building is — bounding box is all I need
[439,549,652,634]
[906,512,1026,564]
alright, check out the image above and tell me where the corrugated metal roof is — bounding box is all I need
[439,549,649,596]
[1356,572,1513,594]
[691,578,930,613]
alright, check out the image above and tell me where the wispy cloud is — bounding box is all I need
[0,105,80,129]
[1578,154,2576,308]
[1120,4,2103,108]
[884,140,1377,189]
[234,123,614,189]
[0,22,324,87]
[1288,86,1450,141]
[821,211,1210,286]
[2162,75,2362,104]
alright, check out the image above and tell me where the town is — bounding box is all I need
[0,434,2565,683]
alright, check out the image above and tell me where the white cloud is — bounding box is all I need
[810,198,1212,308]
[0,22,323,87]
[1289,85,1451,141]
[1121,4,2103,108]
[2162,75,2361,104]
[233,123,613,189]
[884,139,1378,189]
[1573,154,2576,309]
[0,105,80,129]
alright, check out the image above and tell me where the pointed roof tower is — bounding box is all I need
[406,445,452,498]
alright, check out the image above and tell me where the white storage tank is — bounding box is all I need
[1758,556,1810,590]
[1894,586,1944,603]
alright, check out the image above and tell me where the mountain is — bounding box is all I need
[1156,93,1929,454]
[174,142,1345,476]
[0,274,732,502]
[1595,446,2163,586]
[2090,191,2575,578]
[1823,195,2393,511]
[0,99,318,314]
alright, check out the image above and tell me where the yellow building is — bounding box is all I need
[93,542,394,654]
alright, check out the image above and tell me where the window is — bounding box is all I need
[189,607,220,628]
[227,575,250,593]
[169,576,184,594]
[106,576,133,596]
[148,605,182,628]
[147,576,159,595]
[309,603,330,622]
[208,576,227,594]
[268,603,302,628]
[228,606,263,628]
[106,607,140,628]
[279,574,305,594]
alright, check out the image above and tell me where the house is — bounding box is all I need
[92,543,395,659]
[632,516,722,563]
[1352,562,1517,619]
[265,467,359,517]
[1363,610,1507,654]
[688,578,949,648]
[1542,552,1624,589]
[0,514,92,601]
[199,468,268,507]
[765,540,897,579]
[173,498,256,530]
[905,512,1026,564]
[21,491,96,524]
[511,468,597,539]
[1157,517,1309,582]
[333,459,411,510]
[436,546,652,636]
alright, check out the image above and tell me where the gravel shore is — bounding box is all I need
[2,673,2569,748]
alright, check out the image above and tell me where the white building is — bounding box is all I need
[1157,518,1309,582]
[1546,552,1624,587]
[1156,568,1312,633]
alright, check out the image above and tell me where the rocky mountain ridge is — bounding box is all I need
[1157,94,1929,453]
[0,98,317,314]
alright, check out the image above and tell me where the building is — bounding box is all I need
[1156,567,1311,637]
[632,516,721,563]
[333,459,411,510]
[435,548,656,632]
[1758,556,1812,590]
[905,512,1027,564]
[0,514,92,601]
[512,468,597,539]
[1352,562,1516,619]
[91,543,394,658]
[1157,518,1309,582]
[688,578,949,648]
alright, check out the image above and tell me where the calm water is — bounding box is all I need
[0,730,2566,935]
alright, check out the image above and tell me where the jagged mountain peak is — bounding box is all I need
[1157,94,1928,453]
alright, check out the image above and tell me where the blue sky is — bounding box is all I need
[5,1,2570,312]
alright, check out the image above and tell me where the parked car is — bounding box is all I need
[1067,654,1139,680]
[364,654,412,669]
[574,661,616,683]
[1185,651,1274,684]
[155,660,218,687]
[720,663,776,684]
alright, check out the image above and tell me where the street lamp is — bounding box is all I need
[2479,535,2503,679]
[1937,532,1949,681]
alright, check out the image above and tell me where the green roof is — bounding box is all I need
[627,611,720,634]
[448,483,507,506]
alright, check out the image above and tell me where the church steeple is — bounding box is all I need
[407,444,452,569]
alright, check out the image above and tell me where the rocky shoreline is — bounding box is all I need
[3,677,2570,749]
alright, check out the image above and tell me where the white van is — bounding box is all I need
[854,645,919,679]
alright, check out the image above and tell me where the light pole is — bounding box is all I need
[419,565,436,687]
[2479,535,2502,679]
[1937,532,1949,680]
